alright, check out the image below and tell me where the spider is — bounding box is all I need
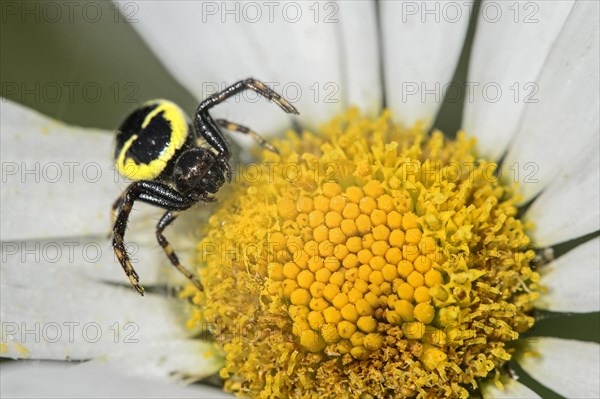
[111,78,299,295]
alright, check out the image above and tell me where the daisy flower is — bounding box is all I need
[1,1,598,398]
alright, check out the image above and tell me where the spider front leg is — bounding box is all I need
[199,78,299,117]
[108,192,126,238]
[156,211,203,291]
[112,184,144,295]
[193,78,297,163]
[112,181,195,295]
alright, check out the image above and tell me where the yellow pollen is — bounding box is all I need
[183,108,539,399]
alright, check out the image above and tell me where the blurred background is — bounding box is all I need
[2,0,196,129]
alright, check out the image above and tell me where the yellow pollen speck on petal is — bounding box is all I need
[185,108,539,399]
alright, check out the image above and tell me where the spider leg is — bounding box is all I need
[112,181,195,295]
[193,78,298,160]
[198,78,299,116]
[195,112,233,183]
[113,184,144,295]
[215,119,279,155]
[156,211,204,291]
[108,191,126,238]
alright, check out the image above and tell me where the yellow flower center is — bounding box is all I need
[181,108,540,398]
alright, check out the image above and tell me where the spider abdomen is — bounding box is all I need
[115,99,189,181]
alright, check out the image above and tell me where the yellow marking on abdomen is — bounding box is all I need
[116,100,189,180]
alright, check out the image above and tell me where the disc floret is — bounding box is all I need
[182,109,539,398]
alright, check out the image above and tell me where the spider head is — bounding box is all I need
[173,147,225,200]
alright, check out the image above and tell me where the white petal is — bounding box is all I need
[0,237,193,288]
[535,237,600,313]
[1,197,203,286]
[481,378,541,399]
[85,339,222,382]
[524,148,599,246]
[464,0,574,159]
[518,338,600,398]
[1,99,207,285]
[0,99,121,241]
[338,1,382,117]
[501,1,600,201]
[127,1,381,134]
[380,0,472,128]
[0,254,199,360]
[0,362,232,398]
